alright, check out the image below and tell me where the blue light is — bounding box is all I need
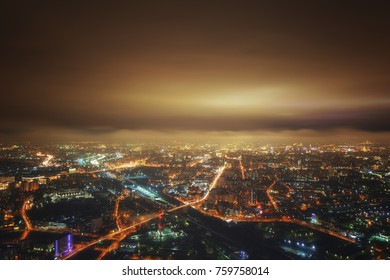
[239,250,249,260]
[67,233,72,252]
[55,240,59,257]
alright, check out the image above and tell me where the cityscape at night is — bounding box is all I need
[0,141,389,259]
[1,0,390,264]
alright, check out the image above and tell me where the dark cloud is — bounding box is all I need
[1,0,389,141]
[1,105,388,136]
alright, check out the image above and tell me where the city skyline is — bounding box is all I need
[1,0,390,143]
[0,141,389,260]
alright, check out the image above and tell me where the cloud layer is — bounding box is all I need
[1,0,389,142]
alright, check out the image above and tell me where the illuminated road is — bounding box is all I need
[20,199,33,240]
[96,212,161,260]
[202,165,226,201]
[266,180,293,211]
[194,207,355,243]
[114,196,124,230]
[289,218,354,243]
[169,164,226,207]
[266,181,278,210]
[239,160,246,180]
[192,170,355,244]
[97,229,135,260]
[62,165,226,260]
[61,215,157,260]
[279,181,293,192]
[189,158,204,167]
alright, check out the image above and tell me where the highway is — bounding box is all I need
[266,181,278,210]
[20,199,33,240]
[62,215,157,260]
[114,195,124,230]
[279,180,293,192]
[192,169,355,244]
[266,179,294,211]
[239,160,246,180]
[201,165,226,201]
[189,158,204,167]
[194,207,356,243]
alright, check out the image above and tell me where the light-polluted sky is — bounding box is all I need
[1,0,389,143]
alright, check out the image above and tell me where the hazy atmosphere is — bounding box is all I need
[1,0,389,143]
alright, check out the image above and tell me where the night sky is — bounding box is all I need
[1,0,389,143]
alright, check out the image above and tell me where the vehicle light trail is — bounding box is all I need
[239,160,246,180]
[114,196,124,230]
[202,165,226,201]
[20,199,33,240]
[194,207,356,243]
[61,216,156,260]
[266,181,278,210]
